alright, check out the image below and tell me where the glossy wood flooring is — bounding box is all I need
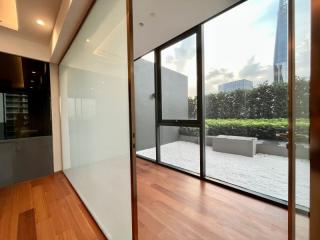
[0,172,106,240]
[0,159,309,240]
[137,158,309,240]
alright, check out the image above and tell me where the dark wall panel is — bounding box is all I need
[0,51,53,187]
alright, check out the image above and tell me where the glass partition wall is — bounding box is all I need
[59,0,133,239]
[203,0,292,205]
[135,0,310,238]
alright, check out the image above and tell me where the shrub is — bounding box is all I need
[179,118,309,141]
[189,79,309,120]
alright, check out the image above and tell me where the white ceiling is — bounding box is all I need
[0,0,242,61]
[0,0,93,62]
[0,0,62,45]
[133,0,241,59]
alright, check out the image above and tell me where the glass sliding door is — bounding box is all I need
[294,0,311,238]
[134,52,156,161]
[59,0,133,239]
[203,0,295,206]
[133,2,313,238]
[157,29,202,174]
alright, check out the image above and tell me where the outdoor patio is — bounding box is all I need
[137,140,310,208]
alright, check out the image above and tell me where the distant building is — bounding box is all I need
[218,79,253,93]
[274,0,288,83]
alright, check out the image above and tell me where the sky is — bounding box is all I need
[142,0,311,96]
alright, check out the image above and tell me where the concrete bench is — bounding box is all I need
[212,135,257,157]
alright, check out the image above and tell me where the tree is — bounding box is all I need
[188,78,309,119]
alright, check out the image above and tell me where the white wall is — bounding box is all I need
[59,0,132,239]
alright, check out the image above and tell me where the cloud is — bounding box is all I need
[239,56,273,85]
[165,36,196,72]
[207,68,234,80]
[205,68,234,93]
[205,56,274,94]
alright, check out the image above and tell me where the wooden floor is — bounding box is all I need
[137,158,308,240]
[0,172,106,240]
[0,159,309,240]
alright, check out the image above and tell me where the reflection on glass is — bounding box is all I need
[203,0,299,207]
[134,52,156,161]
[161,34,197,120]
[0,52,53,188]
[159,126,200,174]
[0,52,51,140]
[59,0,132,239]
[295,0,311,238]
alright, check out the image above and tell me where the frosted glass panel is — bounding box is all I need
[59,0,132,239]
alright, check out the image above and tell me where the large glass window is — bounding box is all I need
[135,32,202,173]
[160,34,198,120]
[156,31,202,174]
[134,2,311,232]
[160,126,200,174]
[202,1,310,225]
[203,0,293,203]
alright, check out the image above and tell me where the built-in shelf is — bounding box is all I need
[4,93,29,138]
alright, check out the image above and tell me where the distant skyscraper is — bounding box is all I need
[274,0,288,83]
[218,79,253,93]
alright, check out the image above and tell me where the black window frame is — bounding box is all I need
[156,27,202,125]
[153,25,206,177]
[134,0,309,221]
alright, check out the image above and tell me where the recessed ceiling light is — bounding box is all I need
[86,38,90,43]
[30,80,35,83]
[36,19,45,26]
[32,71,36,74]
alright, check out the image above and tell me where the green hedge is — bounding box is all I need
[179,118,309,141]
[188,79,309,119]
